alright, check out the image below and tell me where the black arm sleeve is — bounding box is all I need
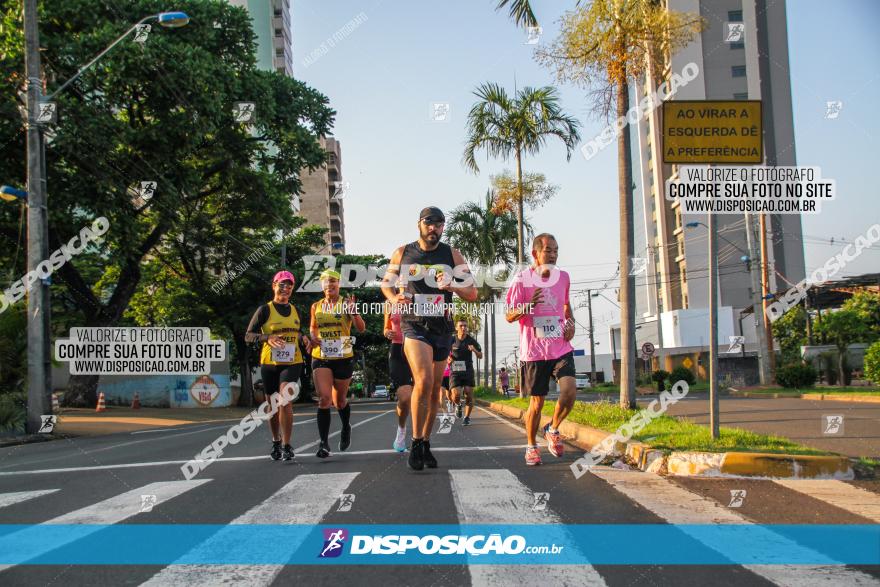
[244,305,270,344]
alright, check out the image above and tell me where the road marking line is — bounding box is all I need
[0,489,59,509]
[140,473,359,586]
[592,468,879,586]
[293,409,393,454]
[774,479,880,523]
[476,405,528,434]
[449,469,607,585]
[0,480,209,572]
[293,444,531,457]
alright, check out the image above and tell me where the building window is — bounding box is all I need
[728,10,743,22]
[733,92,749,100]
[731,65,747,78]
[275,28,282,36]
[730,41,744,50]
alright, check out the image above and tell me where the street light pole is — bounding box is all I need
[24,0,51,434]
[587,289,596,384]
[745,212,770,384]
[708,212,720,439]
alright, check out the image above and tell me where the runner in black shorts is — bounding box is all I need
[245,270,309,461]
[308,269,365,458]
[381,206,478,471]
[449,319,482,425]
[385,299,413,452]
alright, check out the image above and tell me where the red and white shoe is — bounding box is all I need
[525,446,542,466]
[544,424,564,457]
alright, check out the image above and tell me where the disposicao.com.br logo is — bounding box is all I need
[318,528,563,558]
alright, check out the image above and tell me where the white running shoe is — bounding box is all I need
[393,426,407,452]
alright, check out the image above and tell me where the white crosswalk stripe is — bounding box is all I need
[0,489,58,511]
[0,480,209,572]
[592,468,880,586]
[449,469,607,586]
[139,472,359,586]
[774,480,880,523]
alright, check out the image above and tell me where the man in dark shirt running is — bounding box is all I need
[449,319,482,426]
[381,206,478,471]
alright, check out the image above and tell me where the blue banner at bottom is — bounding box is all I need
[0,524,877,565]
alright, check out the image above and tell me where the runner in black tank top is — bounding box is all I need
[381,207,478,471]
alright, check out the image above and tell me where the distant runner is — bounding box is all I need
[449,319,482,426]
[499,367,510,398]
[381,206,478,471]
[309,269,366,458]
[384,298,413,452]
[505,233,576,466]
[245,271,308,462]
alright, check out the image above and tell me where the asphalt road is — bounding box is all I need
[0,402,878,586]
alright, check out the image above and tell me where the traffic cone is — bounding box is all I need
[131,392,141,410]
[52,392,60,414]
[95,392,106,412]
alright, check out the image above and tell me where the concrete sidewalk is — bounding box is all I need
[660,395,880,460]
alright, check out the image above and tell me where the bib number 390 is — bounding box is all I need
[534,316,561,339]
[321,338,343,359]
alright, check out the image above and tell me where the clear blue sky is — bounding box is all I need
[291,0,880,361]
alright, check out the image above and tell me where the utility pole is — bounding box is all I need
[759,213,776,380]
[708,212,720,438]
[587,289,596,384]
[24,0,51,434]
[745,213,770,385]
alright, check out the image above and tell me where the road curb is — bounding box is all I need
[800,393,880,403]
[476,399,854,480]
[728,389,880,403]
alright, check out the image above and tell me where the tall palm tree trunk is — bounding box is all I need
[483,318,490,387]
[491,304,497,390]
[515,148,525,264]
[616,67,637,410]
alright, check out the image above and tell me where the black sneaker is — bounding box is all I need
[270,440,282,461]
[423,440,437,469]
[463,416,471,426]
[339,423,352,452]
[455,403,463,419]
[281,444,294,461]
[408,439,424,471]
[316,441,331,459]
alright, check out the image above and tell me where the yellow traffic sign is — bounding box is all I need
[662,100,762,164]
[682,356,693,369]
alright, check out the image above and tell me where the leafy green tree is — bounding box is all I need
[446,190,525,388]
[462,84,580,264]
[772,304,807,365]
[864,341,880,385]
[1,0,334,405]
[816,309,874,386]
[842,291,880,339]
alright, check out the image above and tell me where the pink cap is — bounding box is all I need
[272,270,295,284]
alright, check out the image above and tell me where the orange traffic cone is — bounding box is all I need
[131,392,141,410]
[95,392,106,412]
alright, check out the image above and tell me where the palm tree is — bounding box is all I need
[463,84,580,265]
[495,0,703,409]
[447,190,527,390]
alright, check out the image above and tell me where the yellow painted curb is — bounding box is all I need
[58,417,193,426]
[720,452,852,479]
[801,393,880,403]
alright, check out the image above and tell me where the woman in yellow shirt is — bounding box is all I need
[245,270,310,462]
[308,269,366,458]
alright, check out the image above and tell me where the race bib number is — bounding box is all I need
[413,293,444,317]
[321,337,354,359]
[534,315,562,339]
[320,338,344,359]
[452,360,466,373]
[271,344,297,363]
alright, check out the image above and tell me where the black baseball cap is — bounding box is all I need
[419,206,445,223]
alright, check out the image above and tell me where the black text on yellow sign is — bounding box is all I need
[662,100,763,164]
